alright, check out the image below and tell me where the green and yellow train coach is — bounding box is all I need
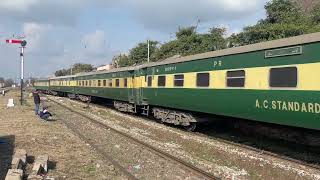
[33,79,50,92]
[34,32,320,131]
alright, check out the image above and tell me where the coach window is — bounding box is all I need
[227,70,245,87]
[158,76,166,87]
[174,74,184,87]
[197,73,210,87]
[109,79,112,87]
[98,80,101,87]
[147,76,152,87]
[124,78,128,87]
[116,79,120,87]
[82,81,85,86]
[103,80,107,87]
[270,67,297,88]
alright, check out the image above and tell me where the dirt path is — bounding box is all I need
[0,90,127,179]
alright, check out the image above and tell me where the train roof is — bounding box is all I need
[144,32,320,68]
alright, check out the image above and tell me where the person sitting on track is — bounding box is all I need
[39,106,52,120]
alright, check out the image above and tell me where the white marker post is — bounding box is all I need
[6,39,27,105]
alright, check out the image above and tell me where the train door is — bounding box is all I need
[139,68,148,105]
[128,70,136,104]
[128,68,147,105]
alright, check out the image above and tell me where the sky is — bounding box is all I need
[0,0,269,80]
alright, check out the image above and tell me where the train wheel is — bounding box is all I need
[184,123,196,132]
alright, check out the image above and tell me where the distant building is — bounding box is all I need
[97,64,113,71]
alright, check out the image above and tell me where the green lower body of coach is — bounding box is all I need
[142,88,320,130]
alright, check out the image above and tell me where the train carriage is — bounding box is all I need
[49,75,76,96]
[33,79,50,92]
[142,32,320,130]
[34,32,320,131]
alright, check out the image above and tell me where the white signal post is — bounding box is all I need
[6,39,27,105]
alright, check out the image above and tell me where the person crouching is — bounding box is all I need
[39,107,52,120]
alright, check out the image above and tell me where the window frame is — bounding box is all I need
[174,74,184,87]
[124,78,127,87]
[103,80,107,87]
[147,76,152,87]
[157,75,166,87]
[196,72,210,87]
[115,79,120,87]
[226,70,246,88]
[269,66,298,88]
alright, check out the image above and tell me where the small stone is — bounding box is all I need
[96,163,101,168]
[114,145,120,149]
[5,169,23,180]
[133,164,141,170]
[108,165,115,171]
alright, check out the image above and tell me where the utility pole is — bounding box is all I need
[6,39,27,105]
[147,39,150,62]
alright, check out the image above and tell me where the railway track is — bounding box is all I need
[195,132,320,172]
[50,98,220,180]
[80,99,320,172]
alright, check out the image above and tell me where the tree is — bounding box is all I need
[54,63,94,77]
[128,40,158,65]
[112,54,132,68]
[176,26,196,39]
[54,69,69,77]
[71,63,93,74]
[311,3,320,23]
[230,0,315,45]
[264,0,304,24]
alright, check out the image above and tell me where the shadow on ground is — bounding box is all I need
[0,135,15,179]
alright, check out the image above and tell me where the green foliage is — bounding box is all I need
[54,63,93,77]
[231,0,320,46]
[71,63,94,74]
[311,3,320,23]
[110,0,320,68]
[128,40,158,65]
[234,23,307,45]
[264,0,303,24]
[112,54,132,68]
[175,26,196,39]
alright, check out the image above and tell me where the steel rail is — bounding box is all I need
[50,98,220,180]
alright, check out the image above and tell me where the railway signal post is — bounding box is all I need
[6,39,27,105]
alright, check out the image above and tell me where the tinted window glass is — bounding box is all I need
[98,80,101,87]
[147,76,152,87]
[174,74,184,87]
[124,78,127,87]
[158,76,166,87]
[116,79,120,87]
[227,70,245,87]
[109,79,112,87]
[103,80,107,87]
[197,73,209,87]
[270,67,297,87]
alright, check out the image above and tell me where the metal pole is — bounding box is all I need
[20,47,24,105]
[147,39,150,62]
